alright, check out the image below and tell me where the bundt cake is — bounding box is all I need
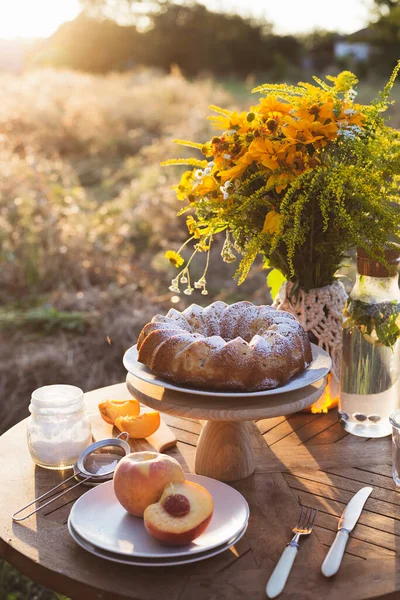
[136,301,312,392]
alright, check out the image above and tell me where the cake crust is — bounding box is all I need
[136,301,312,392]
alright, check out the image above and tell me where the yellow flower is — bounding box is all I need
[285,147,306,171]
[174,170,195,201]
[186,215,201,238]
[262,210,283,234]
[282,115,338,147]
[208,110,248,132]
[165,251,184,268]
[248,138,293,170]
[219,152,254,182]
[195,175,219,196]
[338,104,365,128]
[296,98,336,123]
[194,240,210,252]
[330,71,358,93]
[256,97,291,119]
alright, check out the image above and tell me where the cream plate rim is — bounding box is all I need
[123,343,331,398]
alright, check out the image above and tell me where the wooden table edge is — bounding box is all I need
[2,534,400,600]
[0,535,136,600]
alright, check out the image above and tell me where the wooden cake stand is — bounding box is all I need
[125,345,331,482]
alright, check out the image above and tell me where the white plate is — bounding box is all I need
[123,343,331,397]
[69,473,249,559]
[68,520,248,567]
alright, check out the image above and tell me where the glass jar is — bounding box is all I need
[27,385,92,470]
[339,248,400,437]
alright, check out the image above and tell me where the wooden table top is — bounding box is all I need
[1,382,400,600]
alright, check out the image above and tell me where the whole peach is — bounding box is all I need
[113,451,185,517]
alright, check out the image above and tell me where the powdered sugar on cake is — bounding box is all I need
[137,301,312,392]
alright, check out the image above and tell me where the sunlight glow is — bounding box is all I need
[205,0,374,34]
[0,0,373,39]
[0,0,81,39]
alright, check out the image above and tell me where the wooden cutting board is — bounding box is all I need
[91,405,177,453]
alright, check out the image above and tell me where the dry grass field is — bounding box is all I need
[0,68,270,436]
[1,68,399,437]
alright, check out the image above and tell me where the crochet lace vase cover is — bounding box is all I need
[273,280,348,387]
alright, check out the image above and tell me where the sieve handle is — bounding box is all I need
[12,473,92,522]
[13,434,131,522]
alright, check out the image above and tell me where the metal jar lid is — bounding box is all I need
[357,247,400,277]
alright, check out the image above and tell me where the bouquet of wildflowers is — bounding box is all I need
[164,66,400,296]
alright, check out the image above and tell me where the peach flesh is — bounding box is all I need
[98,399,140,425]
[144,514,212,546]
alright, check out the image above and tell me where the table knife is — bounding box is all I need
[321,486,373,577]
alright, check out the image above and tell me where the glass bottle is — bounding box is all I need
[27,384,92,469]
[389,409,400,487]
[339,248,400,437]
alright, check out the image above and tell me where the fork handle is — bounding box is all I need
[266,542,298,598]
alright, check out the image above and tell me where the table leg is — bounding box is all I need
[194,420,255,482]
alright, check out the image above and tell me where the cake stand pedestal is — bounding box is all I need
[126,372,327,482]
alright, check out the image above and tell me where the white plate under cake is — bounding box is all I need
[134,301,314,393]
[124,343,329,398]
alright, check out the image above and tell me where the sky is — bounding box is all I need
[0,0,374,39]
[207,0,374,34]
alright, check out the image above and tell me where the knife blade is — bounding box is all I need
[321,486,372,577]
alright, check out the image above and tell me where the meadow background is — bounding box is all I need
[1,0,399,597]
[3,69,399,441]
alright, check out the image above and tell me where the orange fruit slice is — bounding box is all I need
[98,399,140,425]
[115,411,161,439]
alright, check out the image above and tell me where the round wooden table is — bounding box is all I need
[0,382,398,600]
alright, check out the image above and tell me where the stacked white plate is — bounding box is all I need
[68,473,250,567]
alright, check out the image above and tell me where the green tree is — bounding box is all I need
[38,13,141,71]
[39,2,302,77]
[373,0,398,13]
[141,3,277,76]
[369,0,400,70]
[80,0,170,24]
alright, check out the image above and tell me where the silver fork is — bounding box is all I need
[266,506,318,598]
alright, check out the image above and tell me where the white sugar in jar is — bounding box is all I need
[27,385,92,470]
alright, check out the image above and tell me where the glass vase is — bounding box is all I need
[339,248,400,437]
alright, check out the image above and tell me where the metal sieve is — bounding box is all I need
[12,433,130,522]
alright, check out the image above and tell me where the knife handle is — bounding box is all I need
[266,543,298,598]
[321,529,349,577]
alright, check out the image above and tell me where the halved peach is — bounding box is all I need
[144,481,214,545]
[98,399,140,425]
[115,411,161,439]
